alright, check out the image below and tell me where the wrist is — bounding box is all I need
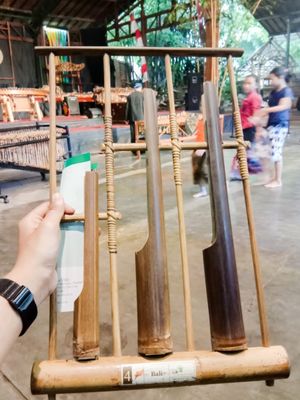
[5,265,43,306]
[0,296,22,333]
[0,279,38,336]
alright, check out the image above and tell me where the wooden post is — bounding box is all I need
[141,0,147,46]
[204,0,220,84]
[73,171,100,360]
[7,22,16,87]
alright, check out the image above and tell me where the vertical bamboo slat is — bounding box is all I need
[227,56,270,349]
[73,171,100,360]
[165,54,195,351]
[228,58,273,386]
[103,53,122,356]
[48,51,57,400]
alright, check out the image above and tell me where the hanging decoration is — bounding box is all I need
[130,13,148,84]
[44,27,70,84]
[44,26,69,64]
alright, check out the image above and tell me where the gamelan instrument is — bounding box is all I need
[31,46,290,398]
[0,87,48,122]
[0,123,71,176]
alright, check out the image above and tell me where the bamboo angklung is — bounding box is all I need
[135,88,173,356]
[73,171,100,360]
[30,45,290,396]
[203,82,247,352]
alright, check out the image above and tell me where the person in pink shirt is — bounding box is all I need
[230,75,262,180]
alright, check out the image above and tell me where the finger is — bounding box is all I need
[42,193,65,227]
[64,203,75,215]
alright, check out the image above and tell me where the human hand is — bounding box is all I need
[249,111,268,128]
[254,108,269,118]
[6,194,74,306]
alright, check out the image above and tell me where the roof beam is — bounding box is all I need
[29,0,61,35]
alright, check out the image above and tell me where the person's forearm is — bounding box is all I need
[265,104,290,113]
[0,296,22,366]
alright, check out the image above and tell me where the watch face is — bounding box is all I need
[0,49,3,65]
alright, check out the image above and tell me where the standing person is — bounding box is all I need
[192,116,208,198]
[255,67,293,188]
[241,75,262,144]
[126,82,144,149]
[230,75,262,180]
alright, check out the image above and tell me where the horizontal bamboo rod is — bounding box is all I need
[35,46,243,58]
[31,346,289,394]
[99,141,248,152]
[61,212,122,223]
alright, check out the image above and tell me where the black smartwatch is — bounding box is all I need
[0,278,38,336]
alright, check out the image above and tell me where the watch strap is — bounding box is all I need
[0,278,38,336]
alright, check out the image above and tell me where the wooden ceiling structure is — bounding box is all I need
[0,0,136,33]
[1,0,300,37]
[242,0,300,36]
[242,0,300,69]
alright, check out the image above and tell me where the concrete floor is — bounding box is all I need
[0,114,300,399]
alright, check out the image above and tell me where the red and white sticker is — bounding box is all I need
[121,360,197,385]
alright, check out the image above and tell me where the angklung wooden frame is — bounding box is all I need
[31,46,290,398]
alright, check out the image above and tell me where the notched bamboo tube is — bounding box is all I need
[73,171,100,360]
[135,89,172,356]
[31,346,290,394]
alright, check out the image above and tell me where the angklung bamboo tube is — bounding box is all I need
[73,171,100,360]
[135,89,173,356]
[203,82,247,352]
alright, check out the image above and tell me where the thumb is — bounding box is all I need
[43,193,65,226]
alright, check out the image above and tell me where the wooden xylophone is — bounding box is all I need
[0,123,71,177]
